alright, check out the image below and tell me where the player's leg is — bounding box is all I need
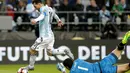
[46,38,74,60]
[26,37,43,70]
[48,47,74,60]
[46,37,64,56]
[27,49,37,70]
[100,31,130,65]
[99,31,130,73]
[112,31,130,58]
[117,63,130,73]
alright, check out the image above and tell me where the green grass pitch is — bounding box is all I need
[0,64,69,73]
[0,64,130,73]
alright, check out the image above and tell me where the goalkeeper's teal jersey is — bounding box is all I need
[70,59,100,73]
[70,53,117,73]
[39,5,54,37]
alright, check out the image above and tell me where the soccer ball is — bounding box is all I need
[17,67,28,73]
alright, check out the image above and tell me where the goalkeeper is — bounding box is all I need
[57,31,130,73]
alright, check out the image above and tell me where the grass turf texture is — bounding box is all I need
[0,64,130,73]
[0,64,69,73]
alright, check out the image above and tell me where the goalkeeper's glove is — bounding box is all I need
[57,63,66,73]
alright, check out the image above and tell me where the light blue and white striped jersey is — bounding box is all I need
[39,5,54,37]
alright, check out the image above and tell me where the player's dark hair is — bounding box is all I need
[63,58,73,70]
[33,0,42,4]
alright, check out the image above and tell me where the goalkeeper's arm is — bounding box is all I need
[57,63,66,73]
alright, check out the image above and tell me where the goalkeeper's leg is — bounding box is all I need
[116,31,130,72]
[112,31,130,58]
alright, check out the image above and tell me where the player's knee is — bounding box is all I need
[47,49,53,56]
[29,49,37,55]
[47,52,52,56]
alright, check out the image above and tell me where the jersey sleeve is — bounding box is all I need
[34,13,45,22]
[50,7,61,22]
[34,7,47,22]
[40,7,47,16]
[54,13,61,22]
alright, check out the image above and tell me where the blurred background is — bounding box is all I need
[0,0,130,73]
[0,0,130,40]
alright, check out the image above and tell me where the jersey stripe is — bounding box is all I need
[78,66,88,71]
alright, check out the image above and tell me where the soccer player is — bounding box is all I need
[57,31,130,73]
[26,0,74,70]
[26,0,40,38]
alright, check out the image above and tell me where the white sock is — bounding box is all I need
[52,48,74,60]
[29,55,36,67]
[52,49,65,55]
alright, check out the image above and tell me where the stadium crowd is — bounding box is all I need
[0,0,130,39]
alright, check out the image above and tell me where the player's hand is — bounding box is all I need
[57,63,66,73]
[31,19,37,25]
[58,21,63,27]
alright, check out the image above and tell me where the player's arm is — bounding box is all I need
[34,13,45,22]
[53,12,63,27]
[57,63,67,73]
[31,13,45,24]
[31,8,46,25]
[54,13,60,22]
